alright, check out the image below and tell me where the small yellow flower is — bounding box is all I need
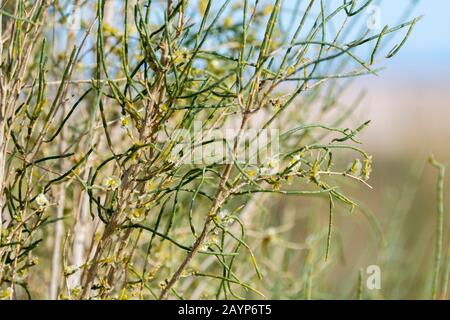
[120,115,130,129]
[36,193,49,207]
[263,5,274,16]
[286,66,296,76]
[348,159,362,176]
[245,166,259,178]
[64,265,77,276]
[0,287,13,300]
[261,157,279,176]
[207,59,221,71]
[309,160,321,183]
[128,208,145,224]
[362,156,373,180]
[269,98,281,111]
[70,286,81,298]
[272,181,281,191]
[145,180,157,193]
[95,232,102,242]
[223,17,233,28]
[118,288,129,300]
[208,233,219,246]
[102,176,121,190]
[267,158,278,169]
[30,257,40,266]
[173,47,191,65]
[159,104,169,113]
[103,23,119,36]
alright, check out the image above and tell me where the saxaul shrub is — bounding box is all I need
[0,0,418,300]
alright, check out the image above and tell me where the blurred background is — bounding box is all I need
[357,0,450,298]
[289,0,450,299]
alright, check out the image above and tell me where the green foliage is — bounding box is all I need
[0,0,422,299]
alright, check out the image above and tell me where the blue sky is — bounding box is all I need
[375,0,450,75]
[279,0,450,77]
[379,1,450,57]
